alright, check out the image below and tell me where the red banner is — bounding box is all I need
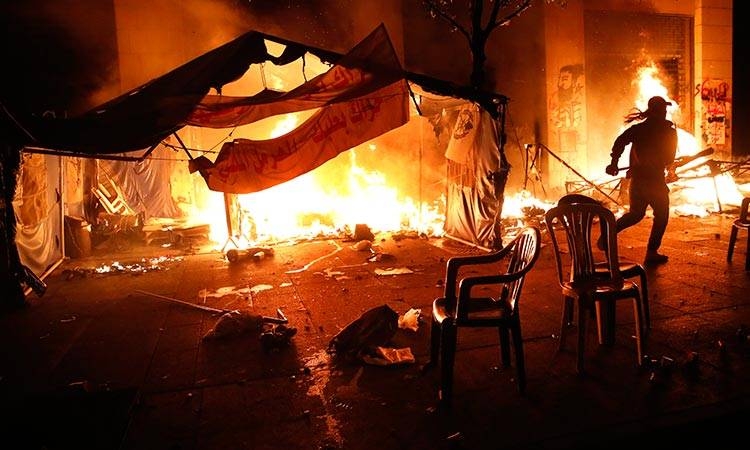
[194,79,409,193]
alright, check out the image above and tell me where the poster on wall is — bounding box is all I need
[700,79,729,146]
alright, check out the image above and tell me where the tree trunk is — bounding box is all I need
[0,143,26,308]
[469,34,488,90]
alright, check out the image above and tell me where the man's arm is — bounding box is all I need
[666,125,678,165]
[606,128,631,175]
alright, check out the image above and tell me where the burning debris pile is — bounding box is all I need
[61,255,184,280]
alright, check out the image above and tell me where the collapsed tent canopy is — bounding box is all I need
[11,24,507,157]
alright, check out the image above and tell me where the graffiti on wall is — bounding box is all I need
[549,64,584,134]
[699,79,730,146]
[548,63,585,173]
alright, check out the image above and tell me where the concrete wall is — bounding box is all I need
[694,0,733,155]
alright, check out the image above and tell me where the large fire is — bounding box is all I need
[172,40,447,250]
[194,148,446,249]
[611,62,743,216]
[173,58,744,251]
[184,114,446,248]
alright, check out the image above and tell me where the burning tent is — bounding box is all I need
[3,24,511,299]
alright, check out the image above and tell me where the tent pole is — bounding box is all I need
[136,142,160,162]
[173,131,194,160]
[221,192,240,253]
[537,142,622,206]
[23,146,154,161]
[406,82,422,116]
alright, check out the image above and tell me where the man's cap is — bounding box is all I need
[647,96,672,109]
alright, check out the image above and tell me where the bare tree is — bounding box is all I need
[420,0,566,247]
[421,0,533,90]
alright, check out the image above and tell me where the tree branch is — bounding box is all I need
[422,0,472,43]
[488,0,532,33]
[472,0,484,37]
[485,0,503,34]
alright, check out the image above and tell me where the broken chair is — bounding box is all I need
[727,196,750,271]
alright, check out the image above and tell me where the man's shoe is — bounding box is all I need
[644,252,668,264]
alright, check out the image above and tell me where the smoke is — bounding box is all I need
[0,1,120,116]
[242,0,394,54]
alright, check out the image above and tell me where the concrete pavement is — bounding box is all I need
[1,210,750,449]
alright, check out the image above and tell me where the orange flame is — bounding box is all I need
[631,62,743,214]
[190,113,445,248]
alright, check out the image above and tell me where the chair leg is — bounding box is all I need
[499,327,511,367]
[564,296,574,325]
[510,324,526,394]
[577,299,587,375]
[559,296,573,351]
[632,296,644,367]
[728,226,738,262]
[423,316,441,371]
[745,230,750,271]
[594,301,604,345]
[638,269,650,333]
[439,323,457,406]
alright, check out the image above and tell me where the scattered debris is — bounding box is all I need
[285,240,343,274]
[374,267,414,276]
[446,431,464,442]
[360,346,415,366]
[136,289,228,314]
[203,310,264,339]
[260,323,298,352]
[250,284,274,295]
[203,308,290,341]
[328,305,420,366]
[328,304,399,361]
[351,240,372,251]
[320,268,347,279]
[62,268,88,281]
[225,246,275,263]
[368,252,396,263]
[391,230,426,241]
[352,223,375,241]
[62,256,184,279]
[398,308,421,331]
[643,355,674,387]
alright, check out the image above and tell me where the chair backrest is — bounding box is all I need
[452,227,542,319]
[739,197,750,224]
[557,193,601,207]
[544,202,624,288]
[92,172,136,216]
[502,226,542,313]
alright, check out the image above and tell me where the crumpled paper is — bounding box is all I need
[398,308,421,331]
[361,346,416,366]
